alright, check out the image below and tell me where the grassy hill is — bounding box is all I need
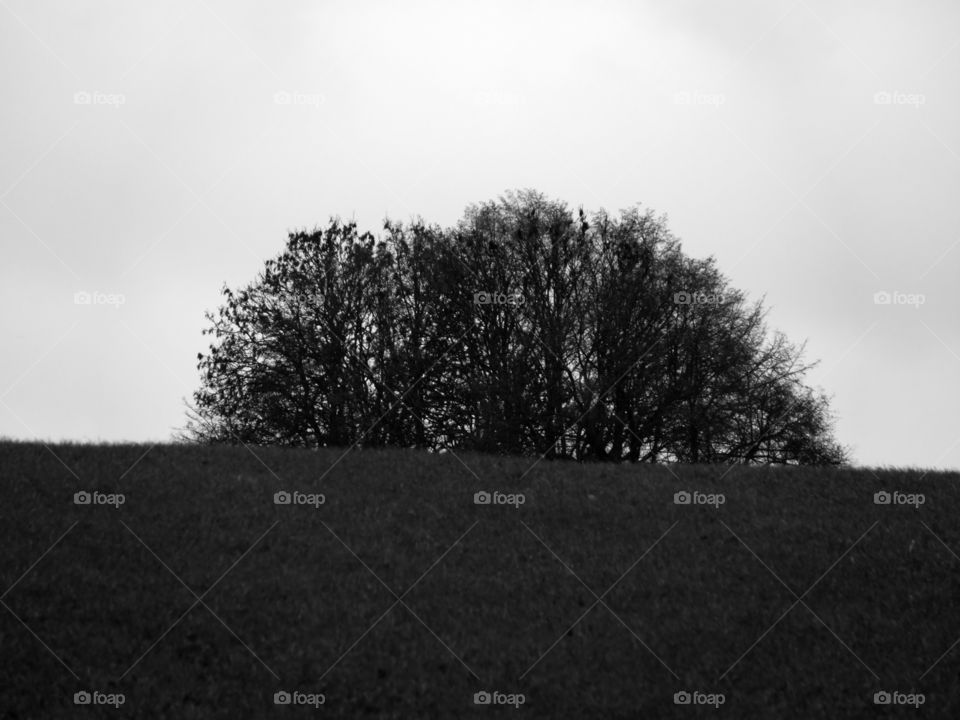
[2,440,958,718]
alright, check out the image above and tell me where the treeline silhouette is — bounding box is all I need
[185,190,848,465]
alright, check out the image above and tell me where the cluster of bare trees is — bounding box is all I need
[184,190,848,465]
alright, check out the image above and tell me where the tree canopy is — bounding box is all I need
[183,189,849,466]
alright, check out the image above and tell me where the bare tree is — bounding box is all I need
[185,191,849,466]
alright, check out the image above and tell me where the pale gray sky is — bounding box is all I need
[2,0,958,469]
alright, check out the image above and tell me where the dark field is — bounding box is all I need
[2,441,958,718]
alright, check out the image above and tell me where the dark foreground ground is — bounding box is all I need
[1,441,958,718]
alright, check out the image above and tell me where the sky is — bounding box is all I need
[1,0,958,469]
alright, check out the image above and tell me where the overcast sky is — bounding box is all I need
[2,0,957,469]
